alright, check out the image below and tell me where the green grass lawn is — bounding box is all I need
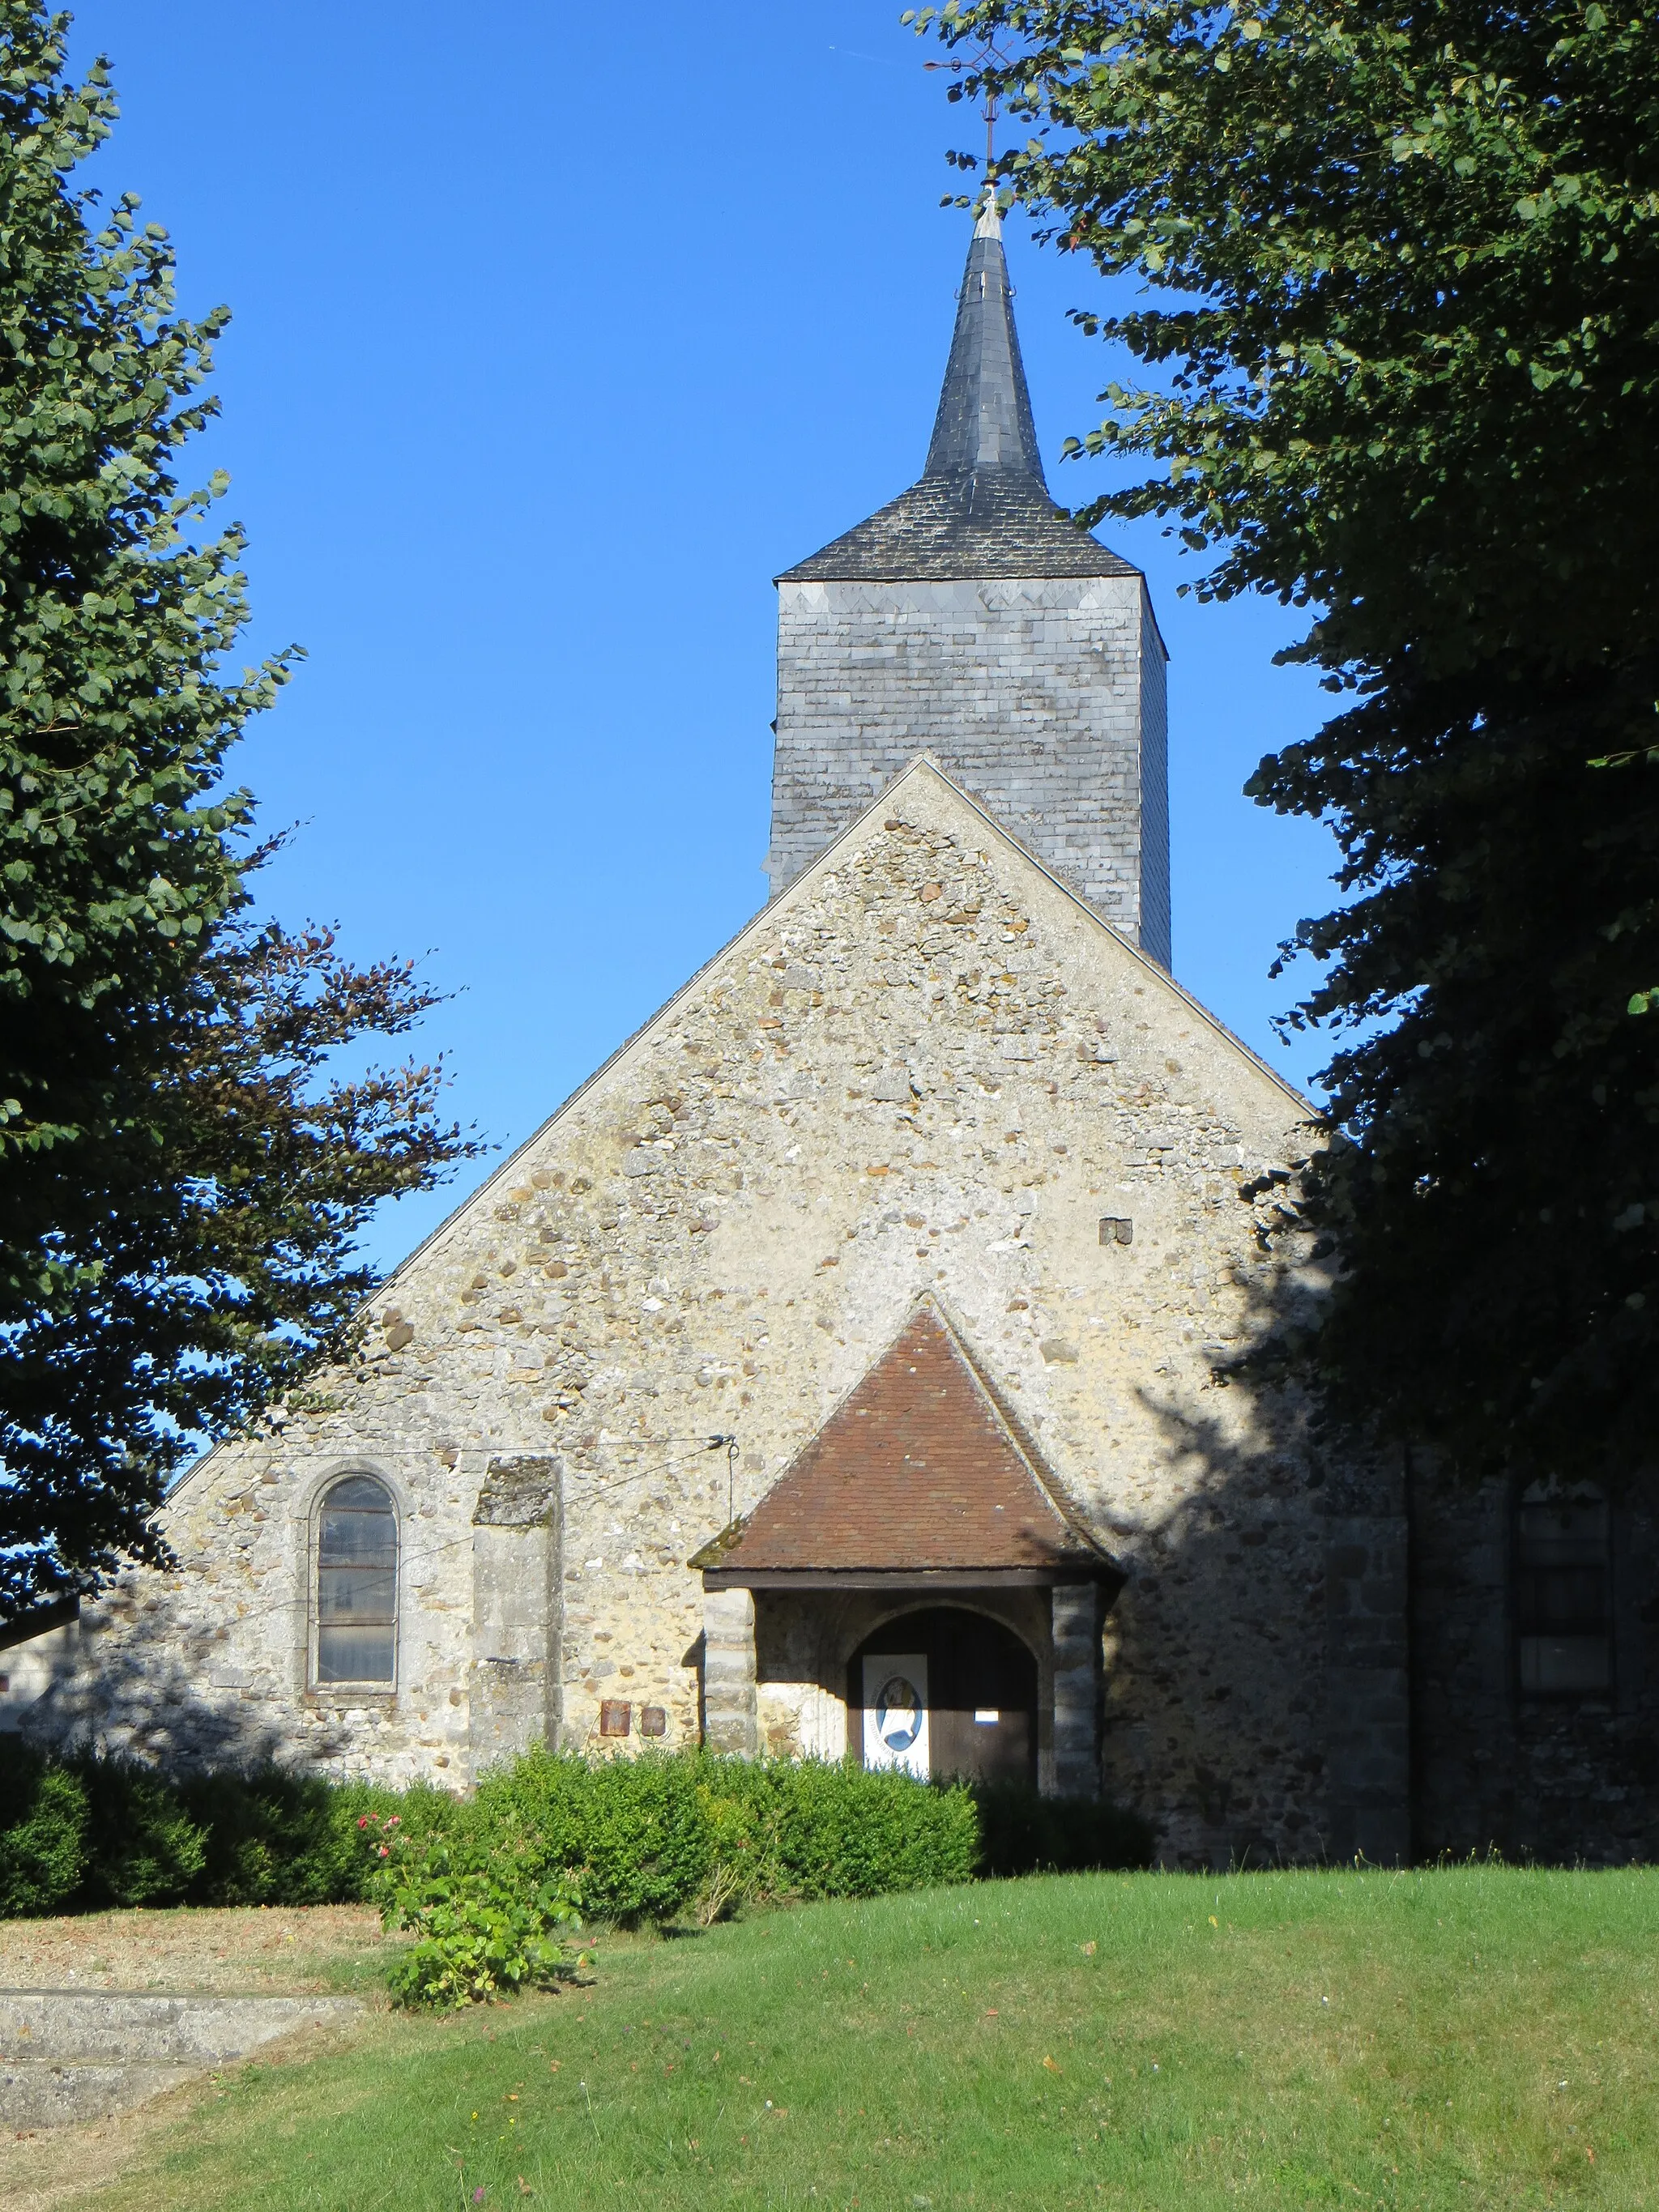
[100,1865,1657,2210]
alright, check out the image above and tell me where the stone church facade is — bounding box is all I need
[9,196,1654,1869]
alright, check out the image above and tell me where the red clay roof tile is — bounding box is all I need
[697,1302,1108,1575]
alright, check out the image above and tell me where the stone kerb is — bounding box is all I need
[0,1991,362,2128]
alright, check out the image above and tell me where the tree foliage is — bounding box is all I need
[0,5,476,1612]
[912,0,1659,1481]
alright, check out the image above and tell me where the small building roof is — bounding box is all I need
[693,1301,1119,1585]
[778,194,1136,586]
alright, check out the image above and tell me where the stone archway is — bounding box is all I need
[850,1606,1038,1785]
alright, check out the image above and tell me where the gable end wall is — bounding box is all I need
[28,769,1358,1864]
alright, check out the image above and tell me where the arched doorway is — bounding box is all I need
[850,1608,1038,1785]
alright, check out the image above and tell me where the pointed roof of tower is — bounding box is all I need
[779,194,1136,584]
[922,189,1045,481]
[691,1301,1119,1583]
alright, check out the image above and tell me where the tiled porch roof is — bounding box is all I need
[692,1302,1115,1581]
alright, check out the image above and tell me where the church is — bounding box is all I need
[10,194,1653,1870]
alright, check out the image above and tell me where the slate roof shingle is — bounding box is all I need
[778,198,1137,586]
[778,468,1138,585]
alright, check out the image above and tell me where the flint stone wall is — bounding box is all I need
[28,766,1359,1863]
[1410,1472,1659,1864]
[1322,1455,1410,1867]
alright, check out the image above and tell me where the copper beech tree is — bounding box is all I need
[912,0,1659,1481]
[0,6,477,1611]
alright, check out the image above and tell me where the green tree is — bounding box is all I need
[0,5,476,1612]
[912,0,1659,1480]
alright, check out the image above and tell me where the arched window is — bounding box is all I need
[1516,1481,1611,1695]
[316,1475,399,1686]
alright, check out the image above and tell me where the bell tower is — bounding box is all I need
[766,194,1170,965]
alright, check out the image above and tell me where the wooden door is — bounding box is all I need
[851,1608,1037,1786]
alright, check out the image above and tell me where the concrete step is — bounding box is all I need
[1,2059,198,2130]
[0,1991,363,2128]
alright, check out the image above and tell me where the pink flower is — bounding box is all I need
[378,1843,390,1857]
[357,1816,369,1829]
[473,2191,486,2203]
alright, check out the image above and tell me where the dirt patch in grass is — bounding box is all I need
[0,1903,390,1997]
[0,2080,187,2212]
[0,1906,394,2212]
[0,2003,377,2212]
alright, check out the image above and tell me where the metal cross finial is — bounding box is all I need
[923,35,1011,181]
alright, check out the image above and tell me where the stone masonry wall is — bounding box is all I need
[31,766,1344,1863]
[1323,1454,1410,1867]
[1410,1473,1659,1863]
[767,577,1168,961]
[469,1455,561,1773]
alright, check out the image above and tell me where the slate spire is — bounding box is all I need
[767,186,1169,960]
[923,190,1046,485]
[778,191,1133,583]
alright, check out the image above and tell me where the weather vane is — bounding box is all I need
[923,36,1012,183]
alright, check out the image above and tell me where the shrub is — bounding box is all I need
[755,1759,979,1901]
[74,1759,208,1907]
[0,1751,405,1914]
[173,1769,412,1906]
[474,1751,588,1881]
[578,1753,714,1921]
[688,1756,781,1920]
[657,1755,982,1917]
[480,1750,714,1925]
[186,1768,359,1906]
[481,1753,979,1922]
[0,1745,210,1912]
[971,1781,1153,1878]
[367,1814,583,2009]
[0,1742,87,1916]
[0,1741,1153,1929]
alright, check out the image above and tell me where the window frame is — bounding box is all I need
[309,1471,401,1694]
[1512,1478,1614,1703]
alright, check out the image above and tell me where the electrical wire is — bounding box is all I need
[57,1434,744,1649]
[569,1434,736,1503]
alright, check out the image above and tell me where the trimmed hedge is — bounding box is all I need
[0,1740,399,1914]
[478,1751,715,1922]
[476,1751,987,1918]
[689,1753,983,1905]
[0,1738,1149,1923]
[972,1779,1154,1881]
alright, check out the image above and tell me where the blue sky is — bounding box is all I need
[66,1,1341,1268]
